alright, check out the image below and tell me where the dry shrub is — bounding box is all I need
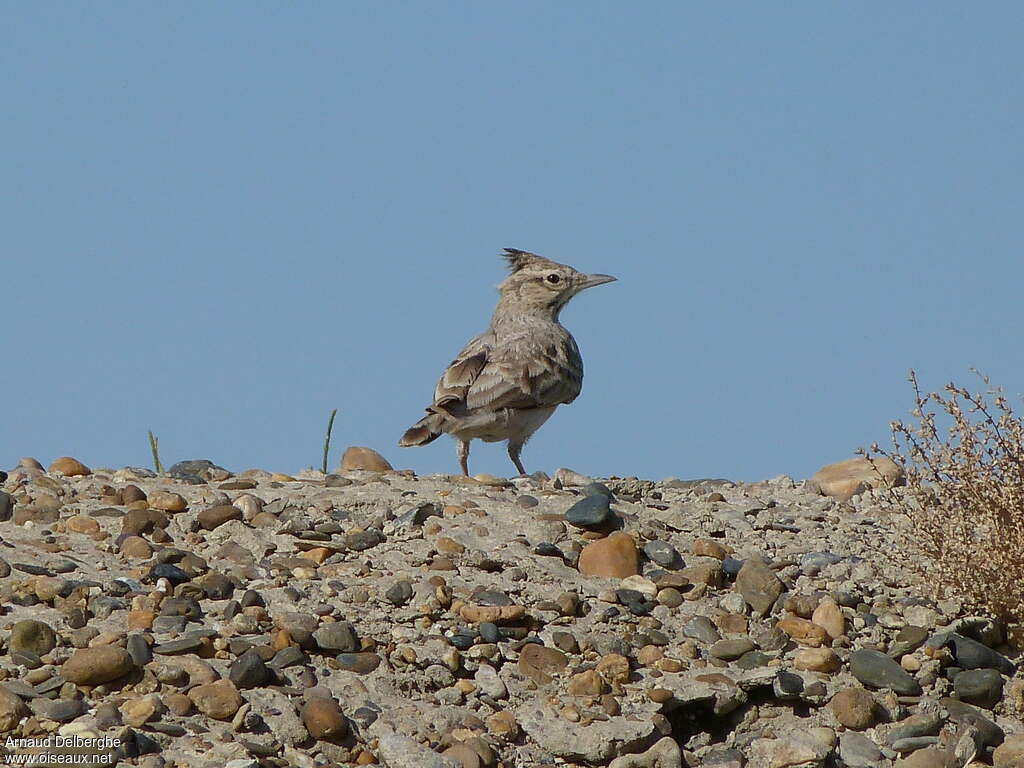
[868,369,1024,633]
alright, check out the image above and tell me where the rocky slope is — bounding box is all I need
[0,452,1021,768]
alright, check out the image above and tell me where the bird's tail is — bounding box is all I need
[398,411,446,447]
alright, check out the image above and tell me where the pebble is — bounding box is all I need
[9,620,57,656]
[777,615,830,647]
[61,646,135,685]
[229,649,270,688]
[709,638,755,661]
[849,648,922,695]
[197,504,242,530]
[828,687,878,730]
[385,579,414,606]
[340,446,393,472]
[577,532,640,578]
[335,653,381,674]
[301,695,348,741]
[735,558,784,617]
[188,679,243,720]
[839,731,883,768]
[518,644,568,685]
[811,597,845,639]
[30,697,87,722]
[793,646,840,672]
[642,540,681,568]
[953,667,1004,708]
[0,686,29,730]
[147,491,188,512]
[48,457,91,476]
[564,494,613,530]
[314,621,359,652]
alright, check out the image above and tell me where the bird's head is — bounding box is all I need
[497,248,616,317]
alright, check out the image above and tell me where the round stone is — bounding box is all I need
[148,491,188,513]
[578,533,639,578]
[48,457,91,476]
[953,668,1004,709]
[828,687,878,730]
[9,620,57,657]
[643,540,681,568]
[62,646,135,685]
[188,680,242,720]
[385,580,413,606]
[229,649,269,689]
[0,685,29,731]
[709,638,755,661]
[314,621,359,653]
[302,696,348,741]
[340,446,393,472]
[565,495,612,530]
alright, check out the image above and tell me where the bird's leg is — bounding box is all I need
[507,442,527,477]
[457,440,471,476]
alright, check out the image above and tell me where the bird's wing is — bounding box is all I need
[432,330,583,413]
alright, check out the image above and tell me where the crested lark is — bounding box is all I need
[399,248,616,476]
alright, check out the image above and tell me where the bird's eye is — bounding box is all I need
[545,274,561,284]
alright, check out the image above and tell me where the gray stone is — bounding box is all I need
[565,495,612,530]
[892,736,940,753]
[888,625,929,658]
[346,530,384,551]
[314,621,359,653]
[168,459,229,482]
[850,649,922,695]
[126,633,152,666]
[953,668,1004,709]
[30,697,87,722]
[643,540,681,568]
[230,649,269,689]
[683,616,721,644]
[933,632,1015,674]
[941,698,1005,747]
[385,580,414,606]
[153,636,205,655]
[709,638,755,661]
[269,647,307,669]
[882,711,943,746]
[152,616,188,635]
[839,731,883,767]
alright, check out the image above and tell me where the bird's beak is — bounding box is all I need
[578,273,617,291]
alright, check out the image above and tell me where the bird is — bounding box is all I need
[399,247,616,476]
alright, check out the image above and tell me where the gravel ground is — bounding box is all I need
[0,452,1020,768]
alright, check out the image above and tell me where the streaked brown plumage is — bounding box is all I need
[399,248,616,476]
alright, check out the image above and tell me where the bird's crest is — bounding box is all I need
[502,247,545,273]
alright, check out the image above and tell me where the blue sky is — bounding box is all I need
[3,3,1022,481]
